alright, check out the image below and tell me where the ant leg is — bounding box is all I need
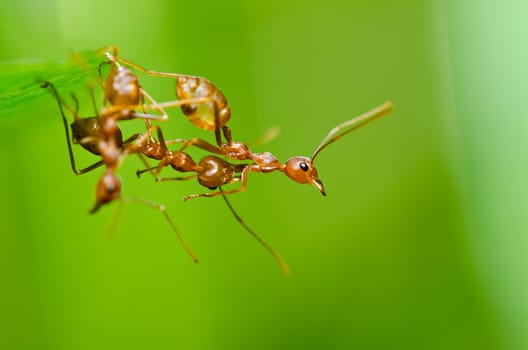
[70,93,81,121]
[168,137,223,155]
[127,143,165,178]
[155,175,197,182]
[98,60,111,88]
[97,60,113,108]
[155,96,216,110]
[213,103,222,146]
[135,159,173,179]
[222,125,232,144]
[182,165,258,201]
[122,133,143,145]
[88,84,101,118]
[100,96,215,121]
[131,136,174,179]
[137,123,221,175]
[138,87,168,121]
[220,192,289,275]
[104,199,125,241]
[134,153,161,178]
[123,88,169,122]
[211,124,280,148]
[122,133,149,155]
[134,128,182,178]
[163,138,223,157]
[105,52,206,80]
[136,166,157,178]
[97,44,119,58]
[41,82,103,175]
[75,160,105,174]
[121,195,198,263]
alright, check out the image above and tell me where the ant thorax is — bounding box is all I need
[222,141,250,160]
[196,156,244,189]
[251,152,284,172]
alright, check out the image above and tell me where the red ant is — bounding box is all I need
[133,102,392,274]
[41,80,199,263]
[104,52,392,198]
[96,46,168,122]
[155,102,393,201]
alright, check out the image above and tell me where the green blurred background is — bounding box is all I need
[0,0,526,349]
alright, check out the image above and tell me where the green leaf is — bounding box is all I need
[0,49,106,119]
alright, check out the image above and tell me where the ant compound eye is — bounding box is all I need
[300,162,309,172]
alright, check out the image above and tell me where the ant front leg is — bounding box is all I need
[97,60,111,101]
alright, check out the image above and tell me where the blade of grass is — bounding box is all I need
[0,49,106,120]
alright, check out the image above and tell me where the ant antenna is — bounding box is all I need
[311,101,393,161]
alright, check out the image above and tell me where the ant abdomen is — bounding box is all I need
[70,117,125,156]
[176,76,231,131]
[70,117,101,155]
[197,156,243,189]
[104,65,141,108]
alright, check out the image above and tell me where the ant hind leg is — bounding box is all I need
[121,196,199,263]
[220,192,289,275]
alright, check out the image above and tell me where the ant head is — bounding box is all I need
[285,157,326,196]
[284,102,393,197]
[90,170,121,213]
